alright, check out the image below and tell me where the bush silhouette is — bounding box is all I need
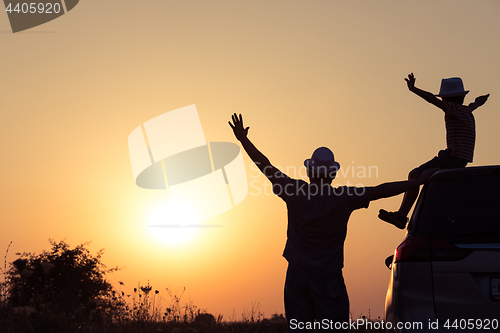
[2,239,121,321]
[193,312,216,326]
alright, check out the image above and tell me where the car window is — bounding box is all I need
[413,173,500,244]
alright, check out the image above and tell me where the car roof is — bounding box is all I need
[427,165,500,182]
[409,165,500,241]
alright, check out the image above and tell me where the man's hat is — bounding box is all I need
[304,147,340,175]
[436,77,469,97]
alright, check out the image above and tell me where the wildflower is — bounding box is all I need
[119,281,124,285]
[140,286,152,294]
[155,290,159,294]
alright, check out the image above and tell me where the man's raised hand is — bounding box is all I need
[405,73,416,90]
[228,113,249,142]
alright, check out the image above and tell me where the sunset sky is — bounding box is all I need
[2,0,500,320]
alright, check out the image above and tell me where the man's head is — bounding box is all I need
[437,77,468,105]
[304,147,340,184]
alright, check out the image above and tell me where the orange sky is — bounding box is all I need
[2,0,500,320]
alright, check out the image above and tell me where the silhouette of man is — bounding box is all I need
[229,114,432,332]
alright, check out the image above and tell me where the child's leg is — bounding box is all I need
[397,168,422,218]
[379,159,440,228]
[397,166,440,217]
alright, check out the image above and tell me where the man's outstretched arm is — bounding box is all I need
[369,168,437,201]
[228,113,279,180]
[406,73,446,110]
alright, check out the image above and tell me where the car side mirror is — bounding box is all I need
[385,255,394,270]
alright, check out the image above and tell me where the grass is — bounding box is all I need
[0,296,386,333]
[0,280,386,333]
[0,311,387,333]
[0,240,386,332]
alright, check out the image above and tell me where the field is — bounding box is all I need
[0,310,386,333]
[0,241,385,332]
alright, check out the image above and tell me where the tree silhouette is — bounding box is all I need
[2,239,122,321]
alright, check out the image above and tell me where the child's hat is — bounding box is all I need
[304,147,340,175]
[436,77,469,97]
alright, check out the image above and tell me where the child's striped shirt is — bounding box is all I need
[443,101,477,162]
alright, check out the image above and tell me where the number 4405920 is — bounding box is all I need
[5,3,62,14]
[444,319,499,330]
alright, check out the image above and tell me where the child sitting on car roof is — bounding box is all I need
[379,73,490,229]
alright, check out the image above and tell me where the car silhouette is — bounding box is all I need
[385,165,500,332]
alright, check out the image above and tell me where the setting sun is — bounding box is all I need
[146,199,201,246]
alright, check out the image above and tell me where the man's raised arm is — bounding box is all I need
[228,113,279,181]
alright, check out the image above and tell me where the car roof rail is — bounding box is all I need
[427,165,500,182]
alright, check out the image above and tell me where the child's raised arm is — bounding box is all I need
[472,94,490,109]
[405,73,446,110]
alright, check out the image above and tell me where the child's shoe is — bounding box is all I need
[378,209,408,229]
